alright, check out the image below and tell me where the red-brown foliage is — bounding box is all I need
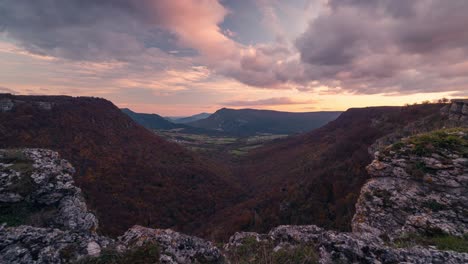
[0,94,243,237]
[198,104,444,240]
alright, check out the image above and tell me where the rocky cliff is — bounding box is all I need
[441,99,468,123]
[0,149,111,263]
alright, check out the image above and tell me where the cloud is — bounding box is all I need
[0,86,16,93]
[222,97,316,107]
[295,0,468,94]
[0,0,467,97]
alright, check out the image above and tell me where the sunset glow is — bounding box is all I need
[0,0,466,115]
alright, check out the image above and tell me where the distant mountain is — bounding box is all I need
[121,108,181,130]
[168,113,211,124]
[188,108,342,136]
[122,108,226,136]
[0,94,242,237]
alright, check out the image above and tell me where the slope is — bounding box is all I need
[121,108,181,130]
[0,94,242,237]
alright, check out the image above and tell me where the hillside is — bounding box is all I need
[200,103,449,240]
[188,108,342,136]
[0,94,242,237]
[168,113,211,124]
[121,108,181,130]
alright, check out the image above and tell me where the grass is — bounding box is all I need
[0,149,59,227]
[226,236,318,264]
[1,149,36,195]
[405,128,468,157]
[394,233,468,253]
[76,243,160,264]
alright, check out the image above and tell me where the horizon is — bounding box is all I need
[1,1,467,116]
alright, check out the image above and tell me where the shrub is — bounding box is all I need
[406,129,468,157]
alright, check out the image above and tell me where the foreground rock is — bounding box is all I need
[226,225,467,264]
[0,149,111,263]
[118,225,223,263]
[353,129,468,239]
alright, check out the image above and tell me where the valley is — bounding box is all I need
[154,129,287,158]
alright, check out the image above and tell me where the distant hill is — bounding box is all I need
[0,94,242,237]
[122,108,226,136]
[168,113,211,124]
[121,108,181,130]
[188,108,342,136]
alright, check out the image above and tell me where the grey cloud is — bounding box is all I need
[295,0,468,94]
[0,0,177,61]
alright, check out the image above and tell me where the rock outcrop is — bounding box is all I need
[0,149,111,263]
[226,225,467,264]
[118,225,223,263]
[441,99,468,124]
[353,129,467,238]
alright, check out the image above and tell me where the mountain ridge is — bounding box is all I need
[188,108,342,136]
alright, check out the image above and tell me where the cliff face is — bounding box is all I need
[353,129,468,239]
[0,149,111,263]
[441,99,468,123]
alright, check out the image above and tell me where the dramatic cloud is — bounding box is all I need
[0,0,466,113]
[0,0,237,61]
[222,97,316,107]
[295,0,468,94]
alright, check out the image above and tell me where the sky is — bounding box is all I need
[0,0,467,116]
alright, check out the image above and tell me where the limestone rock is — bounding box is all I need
[119,225,224,264]
[0,149,111,263]
[353,129,468,239]
[225,225,468,264]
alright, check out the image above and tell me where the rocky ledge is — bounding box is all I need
[0,149,112,263]
[1,138,467,263]
[353,128,467,238]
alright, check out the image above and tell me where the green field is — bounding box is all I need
[154,129,287,157]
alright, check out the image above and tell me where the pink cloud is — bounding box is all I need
[222,97,316,107]
[148,0,238,60]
